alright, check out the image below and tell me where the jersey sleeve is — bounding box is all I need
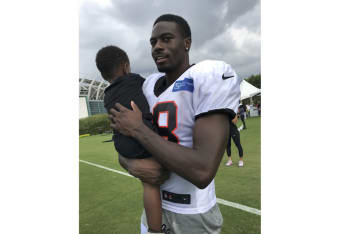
[192,60,242,120]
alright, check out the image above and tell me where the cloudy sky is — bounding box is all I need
[79,0,260,81]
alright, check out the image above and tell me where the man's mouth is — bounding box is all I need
[155,55,168,64]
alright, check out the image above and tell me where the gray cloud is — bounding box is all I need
[79,0,260,80]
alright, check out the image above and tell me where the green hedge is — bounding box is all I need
[79,114,111,135]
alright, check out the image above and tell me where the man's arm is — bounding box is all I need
[111,101,229,189]
[118,154,169,186]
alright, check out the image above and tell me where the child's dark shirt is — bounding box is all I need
[104,73,156,159]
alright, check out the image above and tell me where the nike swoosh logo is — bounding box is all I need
[222,74,234,80]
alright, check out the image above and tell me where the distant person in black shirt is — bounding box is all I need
[238,104,247,129]
[96,45,167,233]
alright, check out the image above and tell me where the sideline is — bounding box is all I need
[80,160,261,216]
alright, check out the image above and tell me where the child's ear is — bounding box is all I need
[123,62,131,74]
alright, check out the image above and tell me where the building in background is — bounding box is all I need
[79,77,109,118]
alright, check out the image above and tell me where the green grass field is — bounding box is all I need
[80,117,261,234]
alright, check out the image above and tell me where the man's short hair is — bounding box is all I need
[95,45,129,81]
[153,14,191,39]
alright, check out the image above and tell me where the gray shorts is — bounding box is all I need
[141,203,223,234]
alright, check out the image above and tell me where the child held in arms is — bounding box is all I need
[95,45,168,234]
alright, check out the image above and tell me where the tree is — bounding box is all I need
[245,74,261,89]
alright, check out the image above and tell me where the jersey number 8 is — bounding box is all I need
[152,101,179,144]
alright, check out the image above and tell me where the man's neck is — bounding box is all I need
[165,62,190,86]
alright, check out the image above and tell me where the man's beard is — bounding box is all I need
[157,67,171,73]
[156,63,174,73]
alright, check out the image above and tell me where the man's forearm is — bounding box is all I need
[131,116,228,189]
[133,124,208,188]
[118,155,170,186]
[118,154,129,171]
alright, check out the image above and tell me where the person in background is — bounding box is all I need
[225,115,244,167]
[238,104,247,129]
[246,104,250,118]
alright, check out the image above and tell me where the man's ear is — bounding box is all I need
[123,62,131,75]
[184,37,192,51]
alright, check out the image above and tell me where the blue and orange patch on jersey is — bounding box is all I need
[172,78,194,93]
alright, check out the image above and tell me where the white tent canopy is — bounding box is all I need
[240,80,261,100]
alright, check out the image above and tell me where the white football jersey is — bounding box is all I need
[143,60,242,214]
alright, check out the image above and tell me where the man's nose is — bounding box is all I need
[153,40,163,52]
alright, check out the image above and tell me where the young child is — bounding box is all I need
[96,45,168,234]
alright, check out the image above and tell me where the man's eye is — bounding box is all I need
[162,37,171,42]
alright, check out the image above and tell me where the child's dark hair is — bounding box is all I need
[153,14,191,39]
[95,45,129,81]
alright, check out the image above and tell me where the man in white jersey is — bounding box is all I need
[110,14,241,234]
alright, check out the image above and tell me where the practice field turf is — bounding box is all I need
[80,117,261,234]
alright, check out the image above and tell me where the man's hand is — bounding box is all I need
[109,101,143,137]
[119,155,169,186]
